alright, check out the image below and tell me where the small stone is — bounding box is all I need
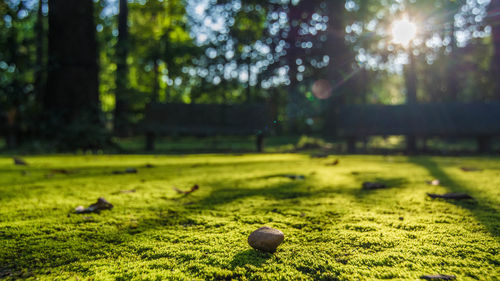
[426,179,440,186]
[248,226,284,253]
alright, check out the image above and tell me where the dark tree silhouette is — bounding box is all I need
[35,0,45,106]
[325,0,352,103]
[490,0,500,99]
[45,0,104,148]
[114,0,130,135]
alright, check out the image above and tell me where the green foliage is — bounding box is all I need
[0,1,39,120]
[0,0,498,140]
[295,135,330,151]
[41,111,110,151]
[0,154,498,280]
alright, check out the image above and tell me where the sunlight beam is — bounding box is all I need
[391,16,417,47]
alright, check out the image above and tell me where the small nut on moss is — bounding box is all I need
[248,226,284,253]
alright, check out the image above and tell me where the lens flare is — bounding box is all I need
[312,79,332,99]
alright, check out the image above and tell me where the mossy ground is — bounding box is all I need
[0,154,498,280]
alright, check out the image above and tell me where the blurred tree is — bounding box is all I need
[489,0,500,99]
[0,0,38,148]
[325,0,352,103]
[345,0,492,104]
[45,0,106,149]
[128,0,195,104]
[114,0,130,136]
[34,0,45,106]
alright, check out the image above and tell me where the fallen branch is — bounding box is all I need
[427,193,473,200]
[50,169,78,175]
[420,274,456,280]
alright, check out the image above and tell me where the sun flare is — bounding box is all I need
[391,16,417,47]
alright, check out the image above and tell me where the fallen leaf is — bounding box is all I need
[327,159,339,166]
[420,274,456,280]
[13,157,28,166]
[75,198,114,214]
[427,193,473,200]
[263,174,306,180]
[112,189,136,195]
[362,182,387,190]
[112,168,138,174]
[50,169,78,175]
[173,184,199,195]
[460,166,482,172]
[310,153,328,158]
[281,174,305,180]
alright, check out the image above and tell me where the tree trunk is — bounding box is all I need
[324,0,351,139]
[405,47,417,104]
[46,0,103,148]
[404,47,418,153]
[286,0,301,134]
[114,0,130,136]
[35,0,45,106]
[489,0,500,100]
[246,57,251,102]
[446,24,459,102]
[152,59,159,103]
[326,0,349,94]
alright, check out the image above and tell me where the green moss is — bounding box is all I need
[0,154,499,280]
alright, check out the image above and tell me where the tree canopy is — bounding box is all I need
[0,0,498,148]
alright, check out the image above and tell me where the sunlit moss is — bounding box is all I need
[0,154,498,280]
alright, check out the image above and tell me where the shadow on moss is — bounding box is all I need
[409,157,499,237]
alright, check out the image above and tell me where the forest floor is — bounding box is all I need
[0,154,499,280]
